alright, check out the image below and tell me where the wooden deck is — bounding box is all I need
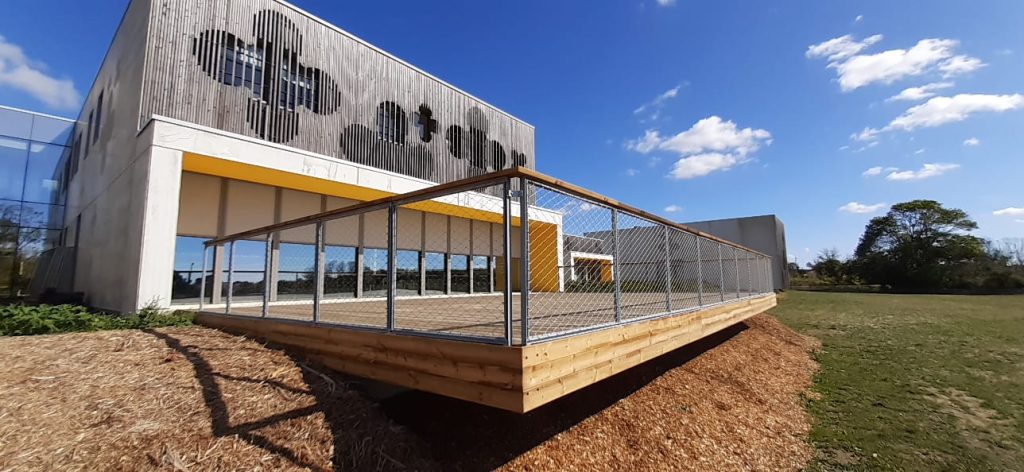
[197,292,776,412]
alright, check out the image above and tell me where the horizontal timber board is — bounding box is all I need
[521,294,775,410]
[196,294,775,413]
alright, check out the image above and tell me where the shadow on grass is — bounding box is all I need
[378,322,747,471]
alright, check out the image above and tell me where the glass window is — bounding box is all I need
[377,101,406,144]
[473,255,491,293]
[395,250,420,296]
[9,227,60,297]
[93,92,103,143]
[24,143,64,204]
[277,242,315,300]
[230,239,268,301]
[0,137,28,201]
[0,200,20,227]
[424,252,446,294]
[362,248,388,297]
[29,115,73,145]
[450,254,470,293]
[84,112,92,158]
[0,107,33,139]
[172,236,209,302]
[324,245,356,298]
[18,202,63,230]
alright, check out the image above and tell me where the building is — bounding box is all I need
[681,214,788,290]
[48,0,537,312]
[0,106,75,300]
[5,0,780,412]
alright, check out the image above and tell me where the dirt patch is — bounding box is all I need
[923,385,1017,460]
[382,314,821,471]
[0,313,818,471]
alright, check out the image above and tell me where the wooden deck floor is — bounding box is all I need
[212,291,756,343]
[198,292,776,412]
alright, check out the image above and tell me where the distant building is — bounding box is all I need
[682,215,788,290]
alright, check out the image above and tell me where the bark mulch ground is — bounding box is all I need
[0,312,818,471]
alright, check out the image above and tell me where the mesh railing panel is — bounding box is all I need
[203,172,773,346]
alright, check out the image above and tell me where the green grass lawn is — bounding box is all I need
[772,291,1024,471]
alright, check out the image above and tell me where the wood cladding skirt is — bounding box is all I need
[197,293,777,412]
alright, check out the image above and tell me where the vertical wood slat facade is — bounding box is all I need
[139,0,535,187]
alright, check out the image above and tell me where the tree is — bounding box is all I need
[810,248,848,282]
[852,200,985,290]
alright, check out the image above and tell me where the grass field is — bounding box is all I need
[772,291,1024,471]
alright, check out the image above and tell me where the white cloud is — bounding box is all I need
[656,0,676,5]
[634,84,682,119]
[627,130,662,153]
[807,35,984,91]
[993,207,1024,217]
[838,201,887,214]
[914,148,925,154]
[625,168,639,176]
[886,82,954,102]
[664,204,682,213]
[852,127,881,142]
[627,116,771,180]
[854,15,864,23]
[806,34,883,63]
[885,163,960,181]
[963,137,980,146]
[668,152,741,179]
[0,35,81,110]
[863,166,897,177]
[939,55,985,77]
[887,94,1024,131]
[862,166,883,177]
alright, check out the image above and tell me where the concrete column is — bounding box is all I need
[133,146,183,311]
[268,188,283,301]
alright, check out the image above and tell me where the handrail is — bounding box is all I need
[204,166,769,258]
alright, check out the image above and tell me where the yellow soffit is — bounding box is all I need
[181,152,521,226]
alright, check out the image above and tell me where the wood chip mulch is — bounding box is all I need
[0,312,818,471]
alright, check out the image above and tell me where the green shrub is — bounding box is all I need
[0,304,194,336]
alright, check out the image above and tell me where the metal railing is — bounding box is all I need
[199,167,773,345]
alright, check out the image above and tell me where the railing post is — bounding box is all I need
[502,178,513,346]
[664,227,672,312]
[735,249,741,299]
[199,244,208,310]
[611,209,621,323]
[262,233,272,318]
[718,244,725,302]
[314,222,324,323]
[519,177,530,345]
[225,241,234,314]
[696,237,704,306]
[386,203,397,332]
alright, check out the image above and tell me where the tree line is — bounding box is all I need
[792,200,1024,293]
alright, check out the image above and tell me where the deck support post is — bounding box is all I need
[314,222,324,323]
[519,177,531,345]
[387,203,397,332]
[664,227,672,312]
[611,209,622,322]
[262,233,272,318]
[502,179,513,346]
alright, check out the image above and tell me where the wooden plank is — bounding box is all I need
[520,294,775,411]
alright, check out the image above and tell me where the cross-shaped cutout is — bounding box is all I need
[416,105,437,143]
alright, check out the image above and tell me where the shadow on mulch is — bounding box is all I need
[144,323,744,471]
[379,322,747,471]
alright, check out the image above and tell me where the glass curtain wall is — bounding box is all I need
[0,107,73,299]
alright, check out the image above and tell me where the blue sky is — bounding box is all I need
[1,0,1021,265]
